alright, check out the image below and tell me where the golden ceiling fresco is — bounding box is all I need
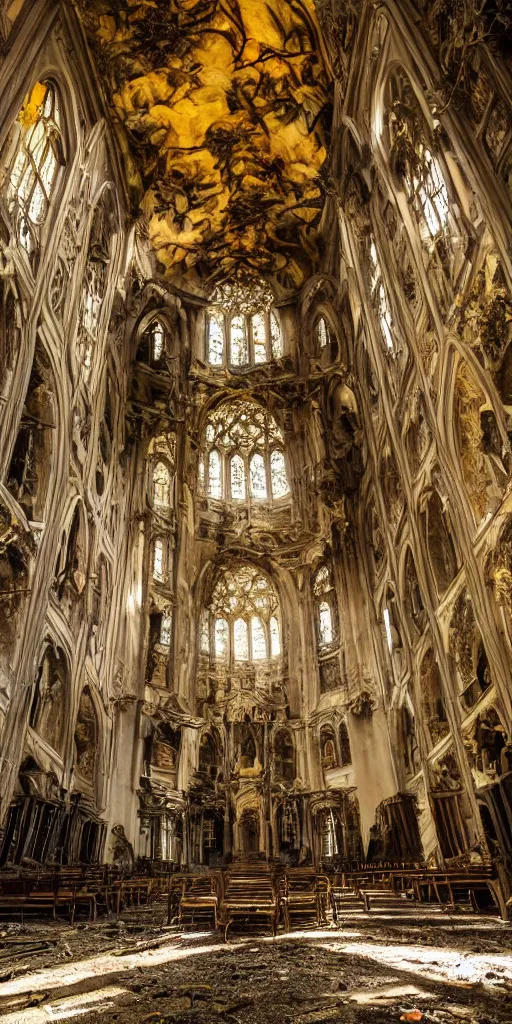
[78,0,331,290]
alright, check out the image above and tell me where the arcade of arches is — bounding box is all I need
[1,0,512,909]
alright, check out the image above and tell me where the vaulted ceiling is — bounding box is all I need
[78,0,332,291]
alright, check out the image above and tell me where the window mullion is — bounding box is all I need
[247,314,253,365]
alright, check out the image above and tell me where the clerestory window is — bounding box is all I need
[387,71,450,244]
[160,614,172,647]
[201,399,290,504]
[316,317,331,348]
[6,81,64,255]
[153,538,164,583]
[313,564,339,651]
[153,461,172,508]
[206,278,282,367]
[204,564,281,668]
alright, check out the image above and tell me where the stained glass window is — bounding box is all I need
[250,452,267,499]
[251,616,267,660]
[313,565,331,597]
[214,617,229,659]
[7,82,63,253]
[414,148,449,236]
[160,614,172,646]
[234,618,249,660]
[153,461,171,507]
[207,311,224,365]
[317,317,330,348]
[251,312,267,364]
[198,456,205,491]
[206,277,280,367]
[230,315,248,365]
[153,538,164,582]
[200,615,210,654]
[202,400,288,506]
[270,616,281,657]
[270,450,289,499]
[230,454,246,500]
[207,564,281,667]
[314,564,338,651]
[151,321,165,362]
[319,601,333,646]
[208,449,222,498]
[388,71,450,244]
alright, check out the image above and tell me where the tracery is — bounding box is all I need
[205,564,281,666]
[206,278,283,368]
[200,400,290,504]
[5,81,64,256]
[313,564,338,651]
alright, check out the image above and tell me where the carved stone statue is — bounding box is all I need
[111,824,134,872]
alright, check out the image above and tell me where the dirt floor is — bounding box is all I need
[0,913,511,1024]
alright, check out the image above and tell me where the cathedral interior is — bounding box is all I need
[0,0,512,1019]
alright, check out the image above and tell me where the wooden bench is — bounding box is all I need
[178,874,220,929]
[281,870,330,931]
[221,869,278,940]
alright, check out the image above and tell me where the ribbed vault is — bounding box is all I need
[77,0,332,289]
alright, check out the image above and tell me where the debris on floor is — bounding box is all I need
[0,916,510,1024]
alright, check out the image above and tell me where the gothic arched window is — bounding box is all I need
[214,617,228,660]
[208,449,222,498]
[251,616,267,660]
[317,317,329,348]
[153,538,164,582]
[320,725,337,769]
[160,613,172,647]
[201,399,289,504]
[270,616,281,657]
[230,453,246,499]
[153,461,172,508]
[313,564,338,651]
[205,564,280,668]
[387,71,450,245]
[139,318,166,364]
[150,320,165,362]
[5,81,64,255]
[234,618,249,661]
[205,278,282,368]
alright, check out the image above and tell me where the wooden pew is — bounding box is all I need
[221,868,278,940]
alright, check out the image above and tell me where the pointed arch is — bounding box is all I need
[5,80,65,257]
[205,277,282,368]
[205,562,281,669]
[201,398,290,506]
